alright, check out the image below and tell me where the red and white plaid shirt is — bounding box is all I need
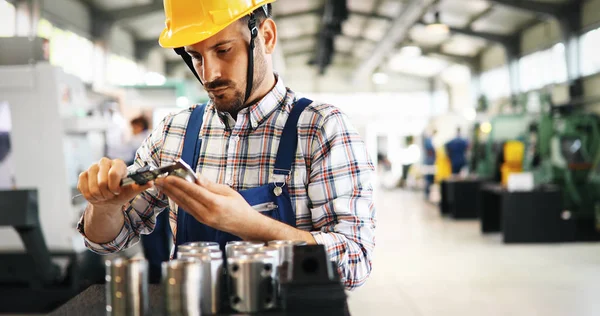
[78,77,376,289]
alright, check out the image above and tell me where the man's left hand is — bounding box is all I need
[154,174,260,236]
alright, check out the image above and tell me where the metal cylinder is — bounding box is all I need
[105,257,149,316]
[228,254,276,313]
[162,259,202,316]
[267,240,307,266]
[180,241,220,250]
[177,249,223,314]
[225,241,264,260]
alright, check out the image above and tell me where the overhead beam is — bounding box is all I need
[279,33,376,44]
[422,49,478,67]
[487,0,567,19]
[353,0,437,83]
[275,8,392,21]
[285,49,352,58]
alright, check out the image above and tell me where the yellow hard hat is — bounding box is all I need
[159,0,277,48]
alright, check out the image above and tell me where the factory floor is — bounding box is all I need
[347,187,600,316]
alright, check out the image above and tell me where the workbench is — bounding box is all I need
[49,284,351,316]
[478,183,576,243]
[440,177,487,219]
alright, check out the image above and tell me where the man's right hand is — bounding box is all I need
[77,158,153,209]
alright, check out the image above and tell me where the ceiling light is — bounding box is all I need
[400,45,422,58]
[426,11,449,36]
[372,72,389,85]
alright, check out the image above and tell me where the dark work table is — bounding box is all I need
[440,177,488,219]
[49,284,351,316]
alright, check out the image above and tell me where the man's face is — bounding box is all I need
[185,20,268,114]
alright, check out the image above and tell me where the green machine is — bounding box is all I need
[529,94,600,238]
[470,95,534,181]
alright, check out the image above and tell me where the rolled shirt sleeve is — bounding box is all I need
[77,116,172,254]
[307,108,377,290]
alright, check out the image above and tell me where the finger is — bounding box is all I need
[196,173,233,195]
[78,172,93,201]
[159,181,208,222]
[87,164,108,201]
[97,158,114,198]
[160,176,212,207]
[108,159,128,194]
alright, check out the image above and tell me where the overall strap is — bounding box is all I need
[175,104,206,248]
[273,98,312,175]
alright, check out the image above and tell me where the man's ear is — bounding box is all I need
[260,19,277,54]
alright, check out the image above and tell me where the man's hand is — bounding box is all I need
[155,174,260,235]
[155,174,316,244]
[78,158,153,208]
[78,158,153,244]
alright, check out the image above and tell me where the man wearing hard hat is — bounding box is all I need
[76,0,376,289]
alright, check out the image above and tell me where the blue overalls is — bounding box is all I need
[172,98,312,256]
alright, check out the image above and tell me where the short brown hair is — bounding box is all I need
[130,116,149,131]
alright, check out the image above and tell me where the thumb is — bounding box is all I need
[196,173,232,195]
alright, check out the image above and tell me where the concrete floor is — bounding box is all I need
[347,188,600,316]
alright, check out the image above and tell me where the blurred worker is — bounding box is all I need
[423,130,436,198]
[445,128,469,175]
[126,116,151,165]
[75,0,375,289]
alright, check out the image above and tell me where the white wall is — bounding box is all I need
[109,25,135,59]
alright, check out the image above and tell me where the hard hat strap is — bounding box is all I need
[172,12,260,104]
[174,47,203,85]
[245,13,259,104]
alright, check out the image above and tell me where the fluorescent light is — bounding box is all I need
[426,11,449,36]
[426,23,449,36]
[400,45,422,58]
[176,96,189,108]
[145,72,166,86]
[372,72,389,85]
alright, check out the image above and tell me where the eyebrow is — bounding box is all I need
[186,40,236,55]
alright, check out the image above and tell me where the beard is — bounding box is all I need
[205,45,268,115]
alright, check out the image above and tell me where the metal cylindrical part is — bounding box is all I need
[267,240,308,266]
[105,257,149,316]
[181,241,220,250]
[177,250,223,315]
[225,241,264,259]
[162,259,202,316]
[228,254,276,313]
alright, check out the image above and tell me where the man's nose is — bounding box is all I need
[201,58,221,84]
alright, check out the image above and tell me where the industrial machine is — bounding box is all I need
[528,93,600,240]
[0,38,108,313]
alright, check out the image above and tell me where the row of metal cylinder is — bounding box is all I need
[105,240,306,315]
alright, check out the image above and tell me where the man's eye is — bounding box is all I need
[217,48,231,54]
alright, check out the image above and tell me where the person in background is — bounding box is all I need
[423,130,436,198]
[445,128,469,175]
[126,116,151,165]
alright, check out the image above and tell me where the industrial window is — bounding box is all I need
[580,27,600,77]
[479,66,511,100]
[519,43,568,92]
[0,0,16,37]
[36,19,94,83]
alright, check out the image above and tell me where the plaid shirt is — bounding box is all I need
[78,77,376,289]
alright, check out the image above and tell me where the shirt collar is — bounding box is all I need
[208,74,287,130]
